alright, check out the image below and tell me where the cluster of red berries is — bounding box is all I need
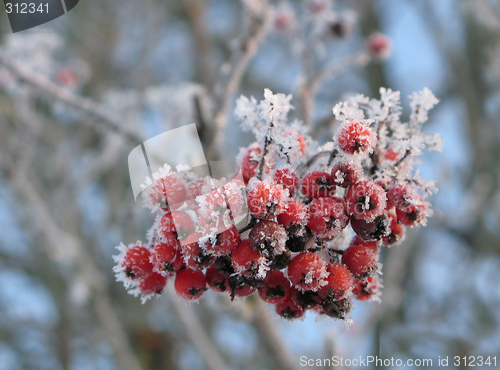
[114,82,438,320]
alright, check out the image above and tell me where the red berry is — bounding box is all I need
[231,239,267,279]
[275,296,305,319]
[205,264,229,293]
[203,226,240,257]
[150,173,187,209]
[346,180,387,222]
[307,197,349,240]
[352,277,379,301]
[285,130,306,153]
[383,147,400,162]
[158,211,195,240]
[122,244,154,279]
[273,168,299,196]
[301,170,336,199]
[259,271,291,304]
[331,162,362,188]
[287,252,328,291]
[223,179,247,218]
[186,178,209,211]
[150,238,183,276]
[387,183,427,226]
[233,284,256,297]
[318,263,353,300]
[248,181,288,219]
[350,235,379,254]
[367,32,392,60]
[174,268,207,300]
[181,233,213,270]
[277,200,308,229]
[382,212,405,245]
[342,245,377,278]
[290,287,322,310]
[337,121,376,155]
[139,272,167,295]
[321,297,353,319]
[350,214,391,241]
[249,220,288,257]
[239,144,261,184]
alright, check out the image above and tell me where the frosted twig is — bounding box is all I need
[166,287,227,370]
[0,49,143,145]
[207,3,274,159]
[299,52,371,127]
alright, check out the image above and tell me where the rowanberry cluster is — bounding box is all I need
[114,88,442,323]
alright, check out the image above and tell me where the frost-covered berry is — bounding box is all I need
[174,268,207,300]
[321,297,353,320]
[350,214,391,241]
[247,181,288,219]
[287,252,328,291]
[223,179,247,218]
[158,211,195,240]
[181,233,213,270]
[139,272,167,296]
[352,276,379,301]
[350,235,379,255]
[290,287,322,310]
[259,271,291,304]
[285,130,306,153]
[367,32,392,61]
[387,183,428,226]
[149,173,187,209]
[286,227,316,253]
[382,212,405,246]
[239,144,261,184]
[331,162,362,188]
[336,121,376,156]
[307,197,349,240]
[346,180,387,222]
[273,168,299,196]
[342,245,377,278]
[301,170,336,199]
[186,178,209,211]
[205,264,229,293]
[249,220,288,257]
[277,200,308,229]
[231,239,268,279]
[202,226,240,257]
[318,263,353,300]
[122,244,154,280]
[150,238,183,276]
[275,296,305,319]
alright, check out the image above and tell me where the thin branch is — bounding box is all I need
[207,3,274,159]
[299,52,371,127]
[251,296,300,370]
[166,287,227,370]
[0,49,143,145]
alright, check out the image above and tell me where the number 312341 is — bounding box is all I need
[5,3,49,13]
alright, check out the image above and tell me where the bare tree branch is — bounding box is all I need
[0,49,143,145]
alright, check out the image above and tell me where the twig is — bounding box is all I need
[0,49,142,145]
[299,51,370,127]
[251,296,300,370]
[207,3,274,159]
[166,287,227,370]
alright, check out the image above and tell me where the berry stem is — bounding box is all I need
[256,120,274,180]
[394,148,412,168]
